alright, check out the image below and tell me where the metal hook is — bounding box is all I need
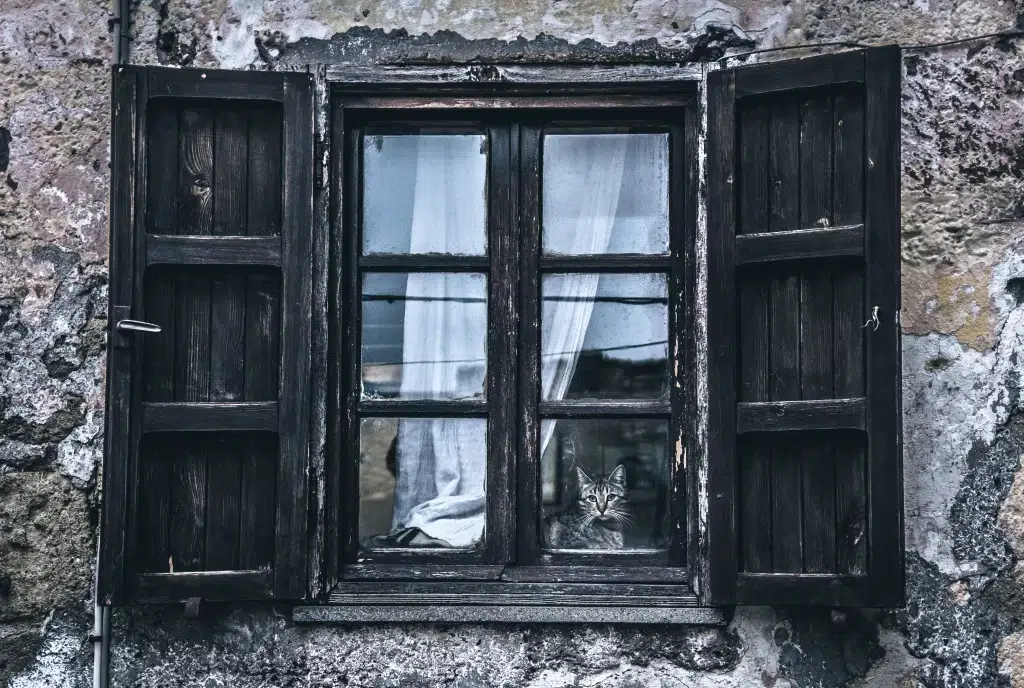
[862,306,880,331]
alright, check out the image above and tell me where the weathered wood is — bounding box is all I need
[736,572,870,606]
[864,45,904,606]
[206,113,248,572]
[736,99,773,576]
[735,225,864,265]
[339,95,694,110]
[358,254,489,271]
[328,580,699,605]
[358,399,488,417]
[247,106,283,236]
[489,123,516,566]
[833,83,869,579]
[135,570,273,602]
[239,273,281,571]
[538,399,672,417]
[274,72,314,599]
[143,402,278,432]
[342,565,506,581]
[147,235,281,266]
[149,67,284,102]
[502,566,688,584]
[734,50,865,99]
[738,276,771,573]
[99,66,138,603]
[327,63,704,86]
[799,96,838,575]
[737,399,866,434]
[703,67,739,605]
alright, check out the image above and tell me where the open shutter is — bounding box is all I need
[99,66,314,603]
[705,48,902,606]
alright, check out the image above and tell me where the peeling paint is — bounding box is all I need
[6,0,1024,685]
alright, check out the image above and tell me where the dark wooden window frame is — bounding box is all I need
[318,68,710,622]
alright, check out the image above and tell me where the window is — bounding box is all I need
[339,114,691,581]
[101,48,903,619]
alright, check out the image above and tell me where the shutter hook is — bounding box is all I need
[115,319,162,334]
[862,306,880,331]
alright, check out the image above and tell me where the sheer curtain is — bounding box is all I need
[391,136,487,547]
[540,135,628,453]
[390,134,628,546]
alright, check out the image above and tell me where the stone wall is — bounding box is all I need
[2,0,1024,685]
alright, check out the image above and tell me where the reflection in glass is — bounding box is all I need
[360,417,486,549]
[362,134,487,255]
[541,419,669,550]
[361,272,487,400]
[543,134,669,255]
[541,273,668,400]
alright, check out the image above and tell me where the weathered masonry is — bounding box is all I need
[4,1,1024,686]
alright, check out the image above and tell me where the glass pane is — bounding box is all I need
[541,273,668,400]
[541,419,669,550]
[360,417,486,549]
[362,134,487,255]
[543,133,669,255]
[361,273,487,400]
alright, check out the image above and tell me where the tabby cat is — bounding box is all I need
[544,464,630,549]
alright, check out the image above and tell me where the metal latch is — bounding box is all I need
[115,320,162,334]
[111,304,161,349]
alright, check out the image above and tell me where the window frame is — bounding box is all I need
[326,78,701,602]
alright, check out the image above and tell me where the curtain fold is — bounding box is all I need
[391,134,628,547]
[540,135,628,454]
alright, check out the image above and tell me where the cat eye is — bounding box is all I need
[607,495,617,501]
[587,495,597,502]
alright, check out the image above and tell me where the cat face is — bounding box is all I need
[576,465,628,522]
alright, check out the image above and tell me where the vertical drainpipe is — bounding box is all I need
[96,1,129,686]
[111,0,131,64]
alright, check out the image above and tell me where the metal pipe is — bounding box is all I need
[111,0,131,64]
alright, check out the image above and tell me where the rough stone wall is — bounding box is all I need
[3,0,1024,685]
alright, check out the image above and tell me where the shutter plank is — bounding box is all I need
[205,111,249,571]
[833,84,868,577]
[137,104,179,573]
[248,107,282,237]
[169,109,214,573]
[178,108,214,235]
[799,95,838,574]
[739,276,772,572]
[240,272,280,569]
[737,99,774,574]
[767,102,803,573]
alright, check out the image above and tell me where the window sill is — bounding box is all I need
[293,582,725,625]
[293,604,725,625]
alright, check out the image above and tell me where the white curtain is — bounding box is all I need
[540,135,628,453]
[391,134,628,547]
[391,136,487,547]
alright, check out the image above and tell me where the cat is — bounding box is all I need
[544,464,630,549]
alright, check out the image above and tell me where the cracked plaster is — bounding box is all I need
[4,0,1024,685]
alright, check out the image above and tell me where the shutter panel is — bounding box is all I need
[99,66,314,603]
[705,48,902,606]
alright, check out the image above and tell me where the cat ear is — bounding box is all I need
[576,466,594,489]
[609,464,627,487]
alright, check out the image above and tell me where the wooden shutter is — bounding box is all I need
[704,48,902,606]
[99,66,314,603]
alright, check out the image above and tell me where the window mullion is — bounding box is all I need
[516,123,543,565]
